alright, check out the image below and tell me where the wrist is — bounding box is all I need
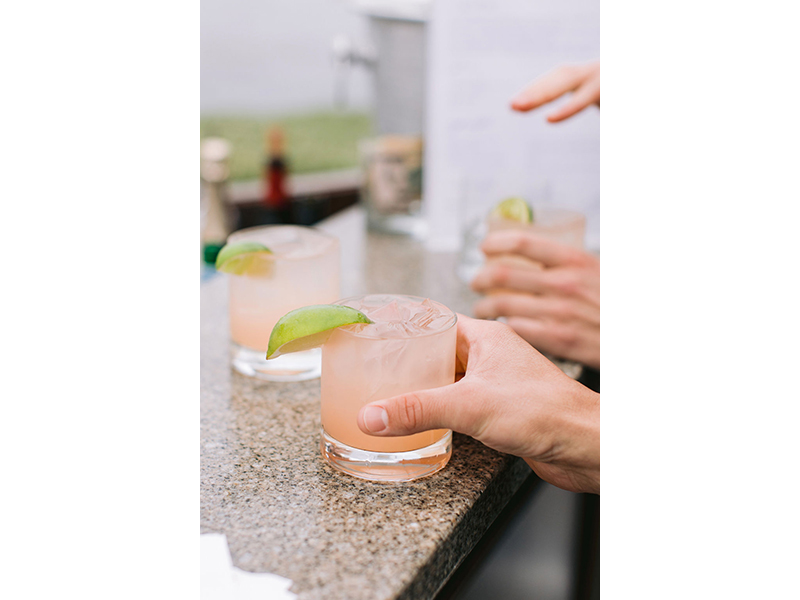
[534,380,600,493]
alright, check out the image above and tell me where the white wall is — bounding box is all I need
[424,0,600,252]
[201,0,373,114]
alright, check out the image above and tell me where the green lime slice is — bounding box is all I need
[266,305,373,359]
[490,197,534,224]
[215,241,274,276]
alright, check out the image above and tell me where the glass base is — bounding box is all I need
[456,217,486,284]
[231,343,321,382]
[320,428,452,482]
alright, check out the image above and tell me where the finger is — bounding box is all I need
[510,65,587,112]
[546,77,601,123]
[471,262,569,296]
[481,229,585,268]
[357,380,487,438]
[505,316,600,368]
[506,316,571,355]
[474,292,597,325]
[453,313,500,372]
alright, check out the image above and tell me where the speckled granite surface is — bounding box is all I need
[200,207,579,600]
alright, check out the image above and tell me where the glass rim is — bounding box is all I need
[488,211,586,235]
[489,206,585,220]
[333,294,458,340]
[226,224,339,260]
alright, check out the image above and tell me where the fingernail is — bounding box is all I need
[362,405,389,433]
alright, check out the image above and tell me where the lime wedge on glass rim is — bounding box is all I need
[490,197,534,224]
[266,305,373,359]
[215,241,274,276]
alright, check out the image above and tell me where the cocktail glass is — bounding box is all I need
[320,294,457,482]
[225,225,340,381]
[458,206,586,283]
[487,206,585,245]
[485,206,586,271]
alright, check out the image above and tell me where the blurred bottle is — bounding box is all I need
[263,127,290,214]
[200,137,235,265]
[360,135,425,238]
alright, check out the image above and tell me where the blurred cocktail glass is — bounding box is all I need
[458,201,586,282]
[486,205,586,270]
[320,294,457,482]
[225,225,340,381]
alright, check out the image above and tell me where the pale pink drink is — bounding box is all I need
[320,294,457,481]
[486,207,586,274]
[226,225,340,381]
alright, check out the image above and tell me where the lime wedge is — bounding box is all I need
[266,305,373,359]
[490,197,534,224]
[215,241,273,276]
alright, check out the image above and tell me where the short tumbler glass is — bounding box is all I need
[225,225,340,381]
[458,206,586,283]
[320,294,457,482]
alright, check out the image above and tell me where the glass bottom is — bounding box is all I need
[456,217,486,284]
[230,343,321,382]
[320,428,452,482]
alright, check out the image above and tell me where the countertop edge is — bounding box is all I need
[397,457,535,600]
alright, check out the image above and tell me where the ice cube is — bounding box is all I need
[369,320,408,338]
[367,299,403,322]
[361,337,410,399]
[350,295,453,337]
[430,314,454,330]
[406,298,444,331]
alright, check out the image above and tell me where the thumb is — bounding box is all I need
[357,380,480,438]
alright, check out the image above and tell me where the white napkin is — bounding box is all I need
[201,533,296,600]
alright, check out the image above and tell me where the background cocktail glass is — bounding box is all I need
[320,294,457,482]
[225,225,340,381]
[458,206,586,283]
[486,206,586,270]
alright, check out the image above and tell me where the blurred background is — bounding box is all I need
[201,1,599,598]
[201,0,599,258]
[201,0,373,178]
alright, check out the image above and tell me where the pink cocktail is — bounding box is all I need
[486,206,586,272]
[320,294,457,481]
[225,225,340,381]
[487,206,586,247]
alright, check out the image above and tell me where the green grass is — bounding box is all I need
[200,111,373,181]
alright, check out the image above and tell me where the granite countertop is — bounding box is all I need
[200,207,580,600]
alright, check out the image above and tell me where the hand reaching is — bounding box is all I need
[471,229,600,369]
[356,316,600,494]
[510,61,600,122]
